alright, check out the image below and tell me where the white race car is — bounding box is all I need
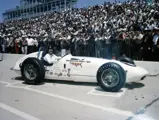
[11,51,148,92]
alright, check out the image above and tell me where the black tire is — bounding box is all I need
[117,56,136,66]
[21,57,45,85]
[97,62,126,92]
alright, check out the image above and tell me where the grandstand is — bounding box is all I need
[2,0,77,22]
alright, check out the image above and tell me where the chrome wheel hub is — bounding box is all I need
[24,64,37,80]
[101,69,119,88]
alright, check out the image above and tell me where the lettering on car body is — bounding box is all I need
[70,62,82,67]
[66,58,91,67]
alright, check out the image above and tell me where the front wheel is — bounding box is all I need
[97,62,126,92]
[21,58,45,84]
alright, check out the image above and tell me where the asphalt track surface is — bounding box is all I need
[0,54,159,120]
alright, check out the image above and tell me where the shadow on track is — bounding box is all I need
[124,82,145,90]
[11,76,24,81]
[12,76,98,87]
[12,76,145,90]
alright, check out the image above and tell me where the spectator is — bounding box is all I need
[0,1,159,61]
[141,29,153,61]
[152,28,159,61]
[21,36,28,54]
[26,35,35,54]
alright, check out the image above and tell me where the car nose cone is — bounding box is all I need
[138,66,149,75]
[137,66,149,80]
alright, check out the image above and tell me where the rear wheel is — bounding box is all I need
[97,62,126,92]
[21,58,45,84]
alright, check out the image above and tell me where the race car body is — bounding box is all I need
[11,51,148,92]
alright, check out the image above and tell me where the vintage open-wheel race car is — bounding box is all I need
[11,51,148,92]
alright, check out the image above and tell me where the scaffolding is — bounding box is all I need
[2,0,77,22]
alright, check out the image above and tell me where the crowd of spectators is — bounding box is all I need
[0,0,159,61]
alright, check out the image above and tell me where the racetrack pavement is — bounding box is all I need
[0,54,159,120]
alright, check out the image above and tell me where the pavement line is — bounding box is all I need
[87,88,96,94]
[87,88,126,98]
[23,87,133,117]
[0,102,41,120]
[117,88,127,97]
[6,86,28,89]
[0,81,31,88]
[0,81,10,85]
[2,82,133,117]
[6,82,22,87]
[88,92,121,97]
[25,85,32,88]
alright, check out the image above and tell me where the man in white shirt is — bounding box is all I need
[26,35,35,54]
[26,35,35,46]
[43,49,57,65]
